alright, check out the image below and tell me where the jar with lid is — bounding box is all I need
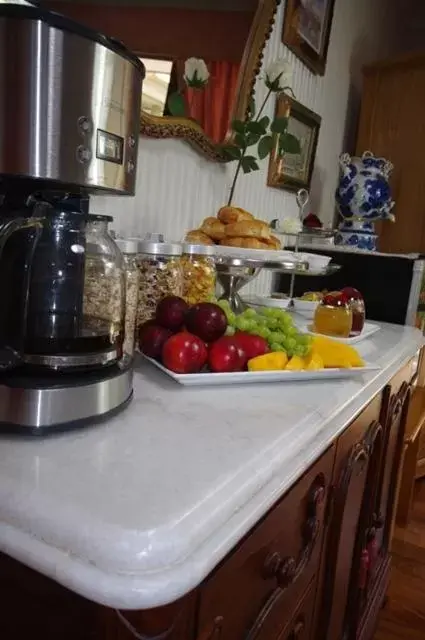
[343,288,365,336]
[182,243,217,305]
[136,234,183,327]
[83,214,125,354]
[313,292,353,338]
[115,239,139,357]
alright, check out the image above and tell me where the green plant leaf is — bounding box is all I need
[222,145,242,160]
[231,119,246,134]
[245,132,261,147]
[246,120,267,135]
[234,133,247,149]
[258,135,273,160]
[258,115,270,131]
[167,92,186,117]
[280,132,301,155]
[240,155,260,174]
[270,117,289,134]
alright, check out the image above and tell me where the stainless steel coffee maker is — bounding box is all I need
[0,2,145,433]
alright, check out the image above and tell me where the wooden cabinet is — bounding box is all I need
[197,446,335,640]
[0,357,418,640]
[316,395,382,640]
[276,583,316,640]
[356,53,425,254]
[315,361,413,640]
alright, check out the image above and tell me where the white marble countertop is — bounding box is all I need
[0,323,423,610]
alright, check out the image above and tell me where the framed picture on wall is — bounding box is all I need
[267,96,321,192]
[282,0,336,75]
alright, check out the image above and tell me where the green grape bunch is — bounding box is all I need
[216,301,312,357]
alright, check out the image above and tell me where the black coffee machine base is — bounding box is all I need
[0,362,133,435]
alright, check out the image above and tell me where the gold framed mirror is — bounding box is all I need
[46,0,280,162]
[139,0,280,161]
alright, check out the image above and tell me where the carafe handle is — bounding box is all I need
[0,216,43,370]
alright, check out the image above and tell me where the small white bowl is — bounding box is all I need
[244,295,291,310]
[298,252,332,272]
[293,299,319,319]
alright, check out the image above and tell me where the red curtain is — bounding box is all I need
[184,61,240,145]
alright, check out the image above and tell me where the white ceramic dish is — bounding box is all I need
[292,299,319,318]
[283,251,332,271]
[244,295,291,310]
[214,245,303,264]
[299,252,332,270]
[305,321,381,344]
[143,356,380,386]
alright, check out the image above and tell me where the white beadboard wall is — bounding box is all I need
[92,0,402,295]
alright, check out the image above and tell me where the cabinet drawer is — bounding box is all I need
[277,582,316,640]
[197,445,335,640]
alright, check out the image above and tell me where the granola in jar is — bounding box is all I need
[115,239,139,356]
[136,235,183,327]
[83,215,125,348]
[181,243,217,305]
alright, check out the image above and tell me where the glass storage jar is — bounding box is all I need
[136,234,183,327]
[83,214,125,354]
[344,289,366,336]
[313,294,353,338]
[115,239,139,357]
[182,243,216,304]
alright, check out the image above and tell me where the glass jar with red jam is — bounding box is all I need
[342,287,365,336]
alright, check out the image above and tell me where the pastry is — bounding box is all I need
[200,217,226,241]
[264,235,281,250]
[217,206,254,225]
[224,219,271,240]
[184,230,214,245]
[220,236,270,250]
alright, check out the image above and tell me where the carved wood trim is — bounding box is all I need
[244,474,326,640]
[317,438,370,640]
[140,0,281,162]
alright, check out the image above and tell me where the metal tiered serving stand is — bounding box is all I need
[215,255,309,314]
[271,189,341,307]
[215,190,341,314]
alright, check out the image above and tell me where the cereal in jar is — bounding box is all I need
[182,243,216,305]
[136,234,183,327]
[115,239,139,357]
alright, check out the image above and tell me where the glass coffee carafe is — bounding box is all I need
[0,194,125,371]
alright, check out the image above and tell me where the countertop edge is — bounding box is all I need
[0,332,421,609]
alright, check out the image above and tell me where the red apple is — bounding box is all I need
[162,332,208,374]
[342,287,363,301]
[233,332,269,360]
[156,296,189,331]
[185,302,227,343]
[139,323,172,359]
[208,336,246,373]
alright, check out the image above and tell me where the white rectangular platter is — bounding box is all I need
[305,322,380,344]
[143,356,380,387]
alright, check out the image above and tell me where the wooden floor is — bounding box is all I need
[374,480,425,639]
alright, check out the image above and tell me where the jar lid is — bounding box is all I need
[182,243,216,256]
[87,214,113,223]
[115,238,139,254]
[138,233,182,256]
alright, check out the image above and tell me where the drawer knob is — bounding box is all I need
[263,474,325,589]
[277,556,297,588]
[289,616,306,639]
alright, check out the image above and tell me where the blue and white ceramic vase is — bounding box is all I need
[335,151,395,251]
